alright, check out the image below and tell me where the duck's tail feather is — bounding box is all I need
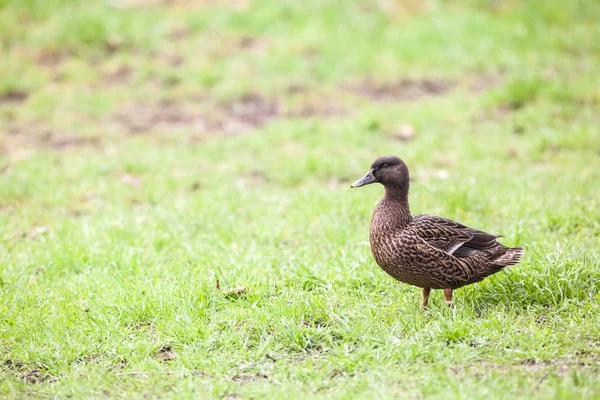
[493,246,524,267]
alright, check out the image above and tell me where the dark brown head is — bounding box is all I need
[350,155,410,191]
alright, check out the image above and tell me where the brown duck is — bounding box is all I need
[351,155,523,308]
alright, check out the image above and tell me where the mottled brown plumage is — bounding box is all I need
[351,155,523,308]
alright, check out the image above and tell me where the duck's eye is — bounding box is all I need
[381,163,388,168]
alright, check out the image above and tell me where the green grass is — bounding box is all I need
[1,0,600,398]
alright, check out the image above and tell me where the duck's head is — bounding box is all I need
[350,155,410,189]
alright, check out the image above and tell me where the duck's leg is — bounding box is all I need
[444,288,453,306]
[421,288,431,309]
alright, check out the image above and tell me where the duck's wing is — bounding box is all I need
[411,214,502,257]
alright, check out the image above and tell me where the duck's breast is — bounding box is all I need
[369,213,449,288]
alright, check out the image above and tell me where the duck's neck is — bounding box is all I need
[380,184,412,227]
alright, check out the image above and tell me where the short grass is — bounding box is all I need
[1,0,600,398]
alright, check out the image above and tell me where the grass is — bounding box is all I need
[1,0,600,398]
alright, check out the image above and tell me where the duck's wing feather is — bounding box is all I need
[411,214,502,257]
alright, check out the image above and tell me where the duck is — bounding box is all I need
[351,155,523,308]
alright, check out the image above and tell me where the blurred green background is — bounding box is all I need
[1,0,599,398]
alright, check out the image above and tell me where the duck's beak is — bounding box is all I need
[350,169,376,188]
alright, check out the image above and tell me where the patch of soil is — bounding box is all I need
[74,353,101,364]
[23,369,57,384]
[302,318,327,329]
[1,128,100,153]
[103,66,133,85]
[223,286,249,300]
[113,86,352,138]
[37,50,69,67]
[222,394,243,400]
[4,361,57,384]
[237,36,259,49]
[300,46,320,60]
[223,94,279,129]
[282,88,349,118]
[41,131,101,150]
[104,40,122,55]
[287,99,347,118]
[4,360,24,369]
[231,373,268,383]
[169,26,193,41]
[286,84,309,94]
[114,94,280,135]
[155,346,177,362]
[114,102,207,134]
[166,54,184,66]
[346,78,453,102]
[126,321,154,330]
[576,348,600,361]
[234,35,271,54]
[0,91,28,104]
[329,369,354,379]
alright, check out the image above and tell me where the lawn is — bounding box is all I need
[1,0,599,398]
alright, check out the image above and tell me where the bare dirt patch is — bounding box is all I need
[23,369,57,384]
[0,90,28,104]
[112,87,350,138]
[74,353,101,364]
[114,94,280,135]
[1,127,100,154]
[114,102,209,134]
[302,317,328,329]
[346,78,453,102]
[233,35,271,54]
[287,97,347,118]
[4,360,57,384]
[166,54,185,66]
[103,66,133,85]
[223,94,279,129]
[222,394,244,400]
[231,372,268,383]
[41,131,101,150]
[286,84,309,94]
[3,360,24,370]
[154,346,177,362]
[168,26,193,41]
[37,50,69,67]
[223,286,249,300]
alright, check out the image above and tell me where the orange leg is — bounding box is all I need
[444,288,453,306]
[421,288,431,309]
